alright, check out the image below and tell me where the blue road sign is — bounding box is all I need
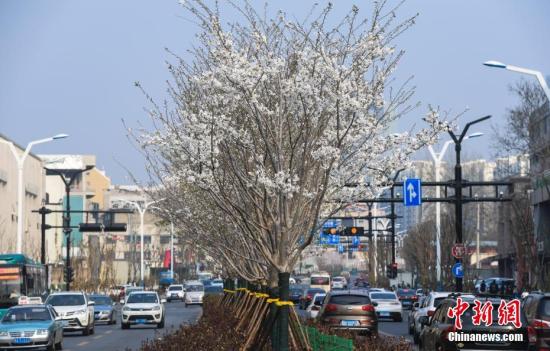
[404,178,422,206]
[451,263,464,278]
[352,236,360,247]
[328,235,340,245]
[338,244,344,253]
[323,219,340,228]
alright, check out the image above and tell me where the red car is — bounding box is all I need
[397,288,418,309]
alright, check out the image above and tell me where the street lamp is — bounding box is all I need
[483,60,550,101]
[449,116,491,292]
[121,198,165,287]
[428,132,483,290]
[0,134,69,253]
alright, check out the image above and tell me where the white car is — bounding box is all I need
[369,291,402,322]
[184,281,205,306]
[121,291,165,329]
[166,284,185,302]
[331,276,347,290]
[45,292,95,335]
[306,293,326,319]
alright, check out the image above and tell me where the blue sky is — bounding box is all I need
[1,0,549,183]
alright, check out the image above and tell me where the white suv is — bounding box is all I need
[121,291,166,329]
[45,292,95,335]
[184,281,204,307]
[166,284,185,302]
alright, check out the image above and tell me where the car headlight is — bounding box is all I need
[0,331,7,337]
[123,306,131,312]
[76,309,87,315]
[36,329,49,336]
[153,305,161,311]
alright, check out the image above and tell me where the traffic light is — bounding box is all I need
[322,227,340,235]
[64,267,74,283]
[79,223,127,232]
[343,227,364,236]
[386,263,398,279]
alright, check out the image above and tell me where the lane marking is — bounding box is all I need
[105,330,113,334]
[77,341,89,346]
[93,335,102,339]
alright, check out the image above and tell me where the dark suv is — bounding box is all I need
[419,295,536,350]
[319,290,378,335]
[397,288,417,309]
[522,292,550,350]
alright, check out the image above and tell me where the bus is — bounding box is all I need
[0,254,47,318]
[310,272,331,292]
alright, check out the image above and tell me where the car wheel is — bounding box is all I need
[55,336,63,350]
[89,323,95,335]
[121,322,129,329]
[46,339,56,351]
[184,302,188,308]
[82,325,90,336]
[157,318,165,329]
[394,315,402,322]
[408,323,414,334]
[413,332,419,344]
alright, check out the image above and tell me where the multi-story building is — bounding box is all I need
[106,185,176,285]
[531,102,550,261]
[40,155,97,263]
[0,134,45,259]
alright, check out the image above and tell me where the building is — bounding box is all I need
[0,134,45,259]
[106,185,176,285]
[531,102,550,264]
[40,155,97,263]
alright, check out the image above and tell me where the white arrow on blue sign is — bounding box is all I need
[452,263,464,278]
[403,178,422,206]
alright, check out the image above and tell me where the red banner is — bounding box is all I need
[163,250,171,268]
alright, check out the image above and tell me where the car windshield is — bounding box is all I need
[311,277,329,285]
[433,297,446,308]
[46,294,85,306]
[371,293,397,300]
[333,277,344,282]
[330,295,370,305]
[212,280,223,284]
[127,294,158,304]
[90,296,112,305]
[2,307,51,322]
[169,286,183,291]
[314,295,325,303]
[186,285,204,292]
[397,289,415,296]
[541,298,550,319]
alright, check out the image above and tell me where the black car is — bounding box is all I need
[289,287,303,304]
[419,295,536,351]
[397,288,417,309]
[522,292,550,350]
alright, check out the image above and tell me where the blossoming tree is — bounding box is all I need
[137,0,448,289]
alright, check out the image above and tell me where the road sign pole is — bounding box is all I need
[454,140,463,292]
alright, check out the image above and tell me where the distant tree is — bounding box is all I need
[492,79,550,290]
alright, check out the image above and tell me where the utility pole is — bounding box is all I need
[448,115,491,292]
[46,166,93,291]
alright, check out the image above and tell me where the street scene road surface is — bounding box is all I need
[63,302,201,351]
[1,1,548,350]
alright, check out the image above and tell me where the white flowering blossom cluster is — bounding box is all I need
[138,1,448,278]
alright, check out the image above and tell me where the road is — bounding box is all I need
[63,301,202,351]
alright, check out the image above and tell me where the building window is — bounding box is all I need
[160,235,170,244]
